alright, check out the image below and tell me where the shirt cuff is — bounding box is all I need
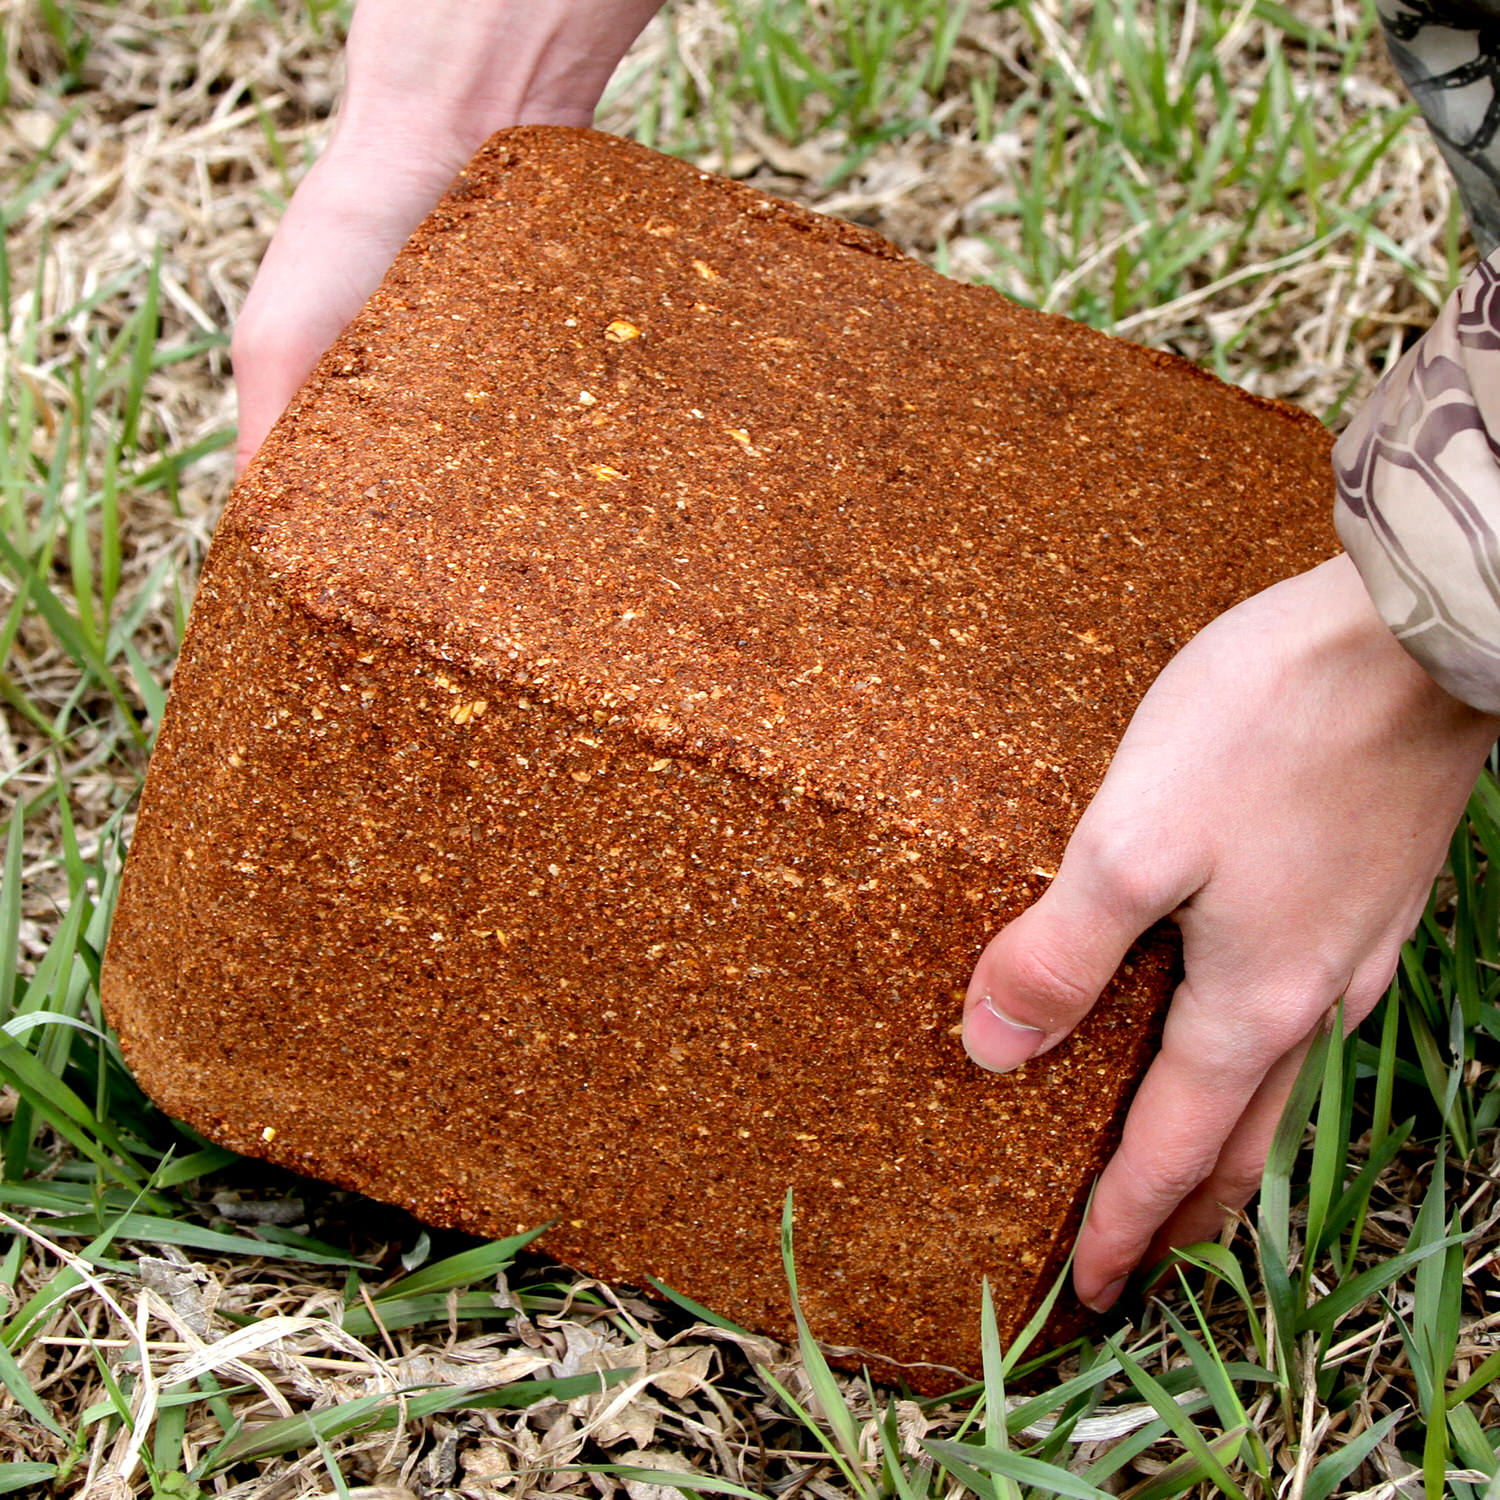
[1333,248,1500,716]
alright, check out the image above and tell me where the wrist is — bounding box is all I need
[1318,554,1500,742]
[332,0,661,167]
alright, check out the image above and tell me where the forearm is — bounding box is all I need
[1334,3,1500,713]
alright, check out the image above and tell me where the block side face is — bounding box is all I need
[105,537,1173,1386]
[230,125,1339,874]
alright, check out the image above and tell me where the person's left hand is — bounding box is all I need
[231,0,661,474]
[961,553,1498,1311]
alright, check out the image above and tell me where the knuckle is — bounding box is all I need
[1169,978,1318,1064]
[1085,1154,1211,1256]
[1344,945,1404,1024]
[1144,1146,1217,1206]
[1340,982,1387,1031]
[1190,1141,1267,1211]
[999,937,1098,1026]
[1249,1004,1317,1058]
[1071,824,1176,916]
[228,318,267,373]
[1207,1164,1264,1212]
[1159,997,1273,1075]
[1251,959,1364,1045]
[1301,950,1354,1003]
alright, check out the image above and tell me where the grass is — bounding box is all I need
[2,0,1498,1495]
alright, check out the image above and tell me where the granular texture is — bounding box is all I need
[103,126,1339,1387]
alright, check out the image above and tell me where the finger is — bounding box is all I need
[1112,946,1404,1297]
[1342,939,1408,1032]
[1070,975,1316,1309]
[1140,1033,1314,1272]
[231,150,461,473]
[1117,950,1399,1291]
[962,836,1196,1073]
[232,227,382,474]
[233,319,339,476]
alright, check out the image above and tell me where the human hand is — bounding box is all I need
[960,552,1499,1311]
[231,0,661,474]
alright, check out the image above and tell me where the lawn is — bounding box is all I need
[2,0,1498,1496]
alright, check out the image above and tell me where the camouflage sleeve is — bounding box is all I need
[1329,2,1500,715]
[1333,252,1500,714]
[1378,0,1500,257]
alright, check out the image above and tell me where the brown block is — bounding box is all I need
[103,127,1337,1388]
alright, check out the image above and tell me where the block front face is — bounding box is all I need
[108,538,1174,1381]
[105,128,1339,1383]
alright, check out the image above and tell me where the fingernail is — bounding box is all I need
[963,997,1044,1073]
[1083,1276,1128,1314]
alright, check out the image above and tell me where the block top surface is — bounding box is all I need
[233,126,1336,865]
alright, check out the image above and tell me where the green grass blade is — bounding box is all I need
[876,1390,925,1500]
[1447,1401,1498,1480]
[218,1371,627,1464]
[1259,1026,1331,1389]
[570,1465,765,1498]
[1108,1338,1247,1499]
[0,812,24,1025]
[0,1334,66,1437]
[1448,1345,1500,1409]
[1301,1001,1346,1288]
[119,245,162,458]
[1261,1024,1330,1270]
[1318,1116,1413,1257]
[779,1190,868,1487]
[103,547,175,663]
[645,1275,755,1335]
[149,1147,240,1190]
[340,1289,528,1340]
[1304,1409,1404,1500]
[1172,1244,1267,1367]
[1411,1159,1460,1377]
[1002,1240,1076,1378]
[0,1031,148,1189]
[372,1223,547,1300]
[0,1464,59,1494]
[923,1439,1115,1500]
[1157,1297,1255,1454]
[978,1278,1020,1500]
[754,1361,874,1498]
[1004,1349,1137,1436]
[1295,1232,1467,1339]
[0,531,145,746]
[920,1441,1000,1500]
[979,1278,1005,1450]
[151,1379,192,1486]
[1128,1425,1253,1500]
[82,1212,371,1267]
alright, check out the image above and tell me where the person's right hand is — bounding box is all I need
[961,554,1500,1309]
[231,0,662,475]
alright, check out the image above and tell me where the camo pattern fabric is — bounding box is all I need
[1331,0,1500,714]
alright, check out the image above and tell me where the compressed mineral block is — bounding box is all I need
[103,127,1339,1388]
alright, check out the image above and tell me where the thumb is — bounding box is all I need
[962,845,1192,1072]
